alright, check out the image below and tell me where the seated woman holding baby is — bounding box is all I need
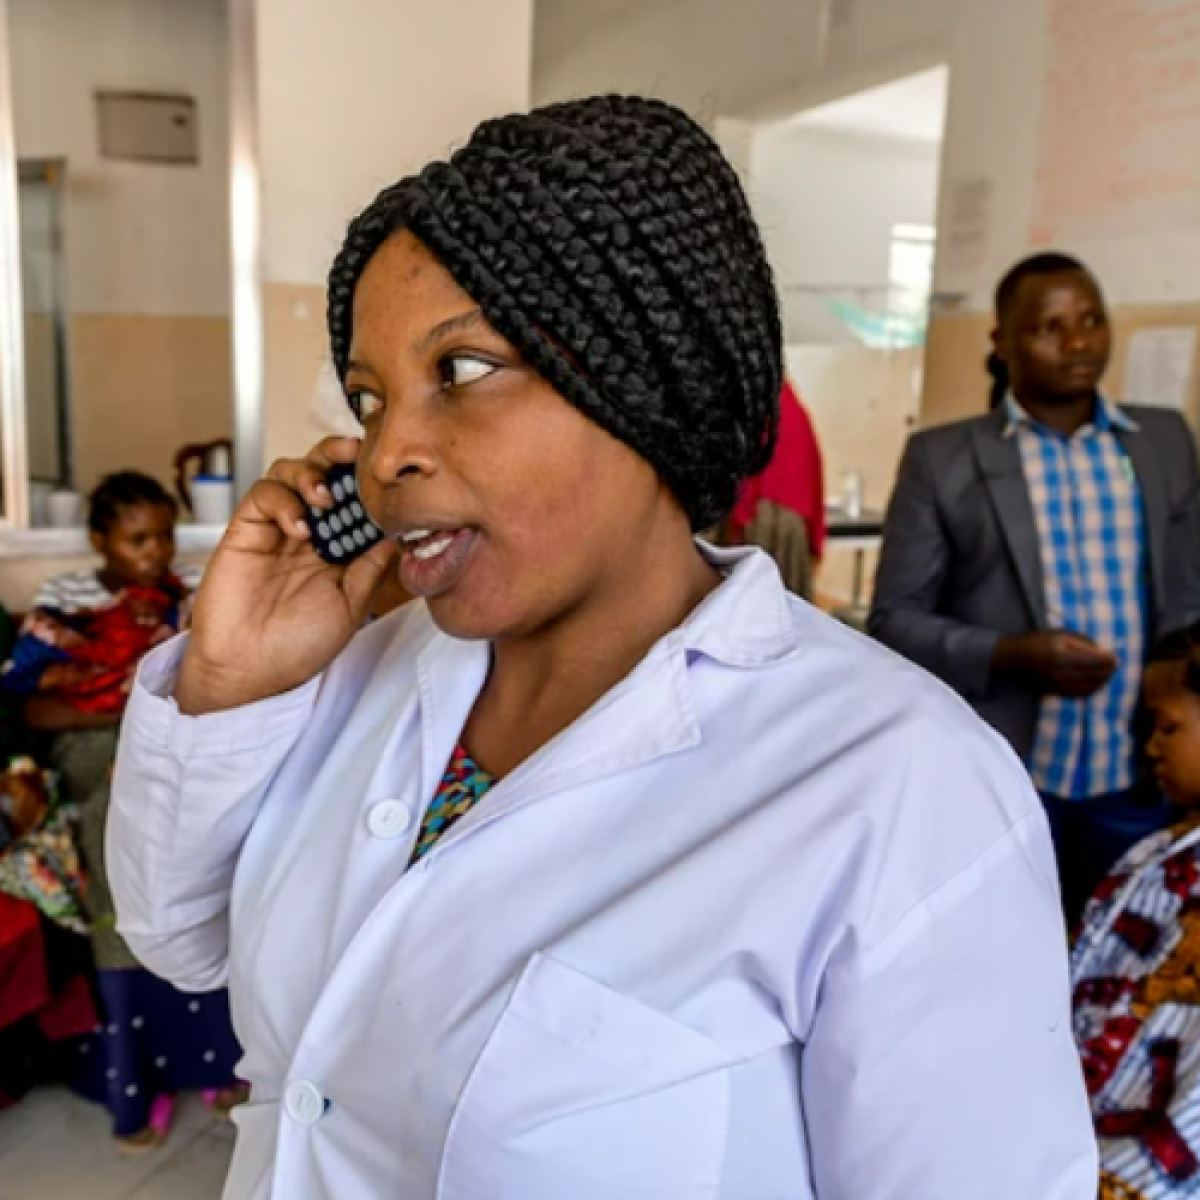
[0,470,242,1153]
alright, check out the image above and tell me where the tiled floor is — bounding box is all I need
[0,1087,234,1200]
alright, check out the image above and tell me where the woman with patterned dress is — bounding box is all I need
[1074,624,1200,1198]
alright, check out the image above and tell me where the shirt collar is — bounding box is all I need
[1002,392,1139,439]
[680,543,802,667]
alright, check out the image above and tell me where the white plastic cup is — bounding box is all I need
[46,489,83,528]
[190,475,234,526]
[205,445,232,477]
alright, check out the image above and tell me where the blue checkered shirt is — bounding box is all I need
[1007,395,1148,799]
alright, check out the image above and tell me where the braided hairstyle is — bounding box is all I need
[327,95,783,531]
[986,352,1008,411]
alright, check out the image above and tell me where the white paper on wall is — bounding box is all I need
[1122,327,1198,412]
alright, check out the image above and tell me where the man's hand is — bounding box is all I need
[993,631,1119,698]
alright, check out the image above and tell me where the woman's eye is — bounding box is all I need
[349,391,384,421]
[441,355,497,389]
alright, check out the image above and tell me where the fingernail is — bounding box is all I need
[294,519,310,537]
[315,484,331,501]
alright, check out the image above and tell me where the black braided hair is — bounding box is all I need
[88,470,177,536]
[327,95,783,531]
[986,351,1009,411]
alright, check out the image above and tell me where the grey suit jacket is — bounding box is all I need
[869,404,1200,761]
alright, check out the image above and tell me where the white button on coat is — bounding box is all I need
[367,801,412,840]
[109,548,1097,1200]
[285,1080,326,1126]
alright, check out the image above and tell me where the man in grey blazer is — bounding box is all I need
[870,253,1200,919]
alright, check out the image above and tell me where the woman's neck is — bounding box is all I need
[463,526,721,778]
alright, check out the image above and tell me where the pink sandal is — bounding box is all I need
[116,1095,174,1157]
[148,1094,176,1140]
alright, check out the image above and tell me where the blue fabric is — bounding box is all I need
[1008,396,1149,798]
[0,625,69,697]
[1042,787,1175,927]
[68,968,242,1136]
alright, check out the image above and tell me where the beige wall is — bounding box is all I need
[68,314,233,495]
[20,309,233,506]
[262,282,329,465]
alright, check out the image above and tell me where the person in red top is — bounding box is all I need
[729,378,826,559]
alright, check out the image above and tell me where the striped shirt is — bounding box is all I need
[34,565,203,613]
[1007,395,1148,800]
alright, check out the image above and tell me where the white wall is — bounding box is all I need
[934,0,1200,309]
[533,0,954,123]
[257,0,535,288]
[751,126,940,342]
[10,0,230,317]
[535,0,1200,314]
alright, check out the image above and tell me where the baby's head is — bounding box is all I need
[1145,624,1200,808]
[88,471,178,590]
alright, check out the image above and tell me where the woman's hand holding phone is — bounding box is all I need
[176,438,396,716]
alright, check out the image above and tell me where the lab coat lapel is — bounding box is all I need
[415,631,701,861]
[416,631,492,805]
[420,547,799,857]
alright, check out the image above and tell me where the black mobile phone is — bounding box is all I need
[304,463,386,565]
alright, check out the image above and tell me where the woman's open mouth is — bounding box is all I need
[396,527,478,599]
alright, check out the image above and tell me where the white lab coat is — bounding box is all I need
[108,548,1097,1199]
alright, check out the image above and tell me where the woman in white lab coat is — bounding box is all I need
[108,96,1096,1199]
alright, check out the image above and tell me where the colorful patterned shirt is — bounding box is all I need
[1007,395,1148,799]
[1072,814,1200,1198]
[408,745,496,866]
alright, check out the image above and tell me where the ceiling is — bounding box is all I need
[788,66,949,143]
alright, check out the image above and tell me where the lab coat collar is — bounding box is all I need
[681,543,801,668]
[409,545,802,852]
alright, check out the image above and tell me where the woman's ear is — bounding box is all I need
[88,528,106,557]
